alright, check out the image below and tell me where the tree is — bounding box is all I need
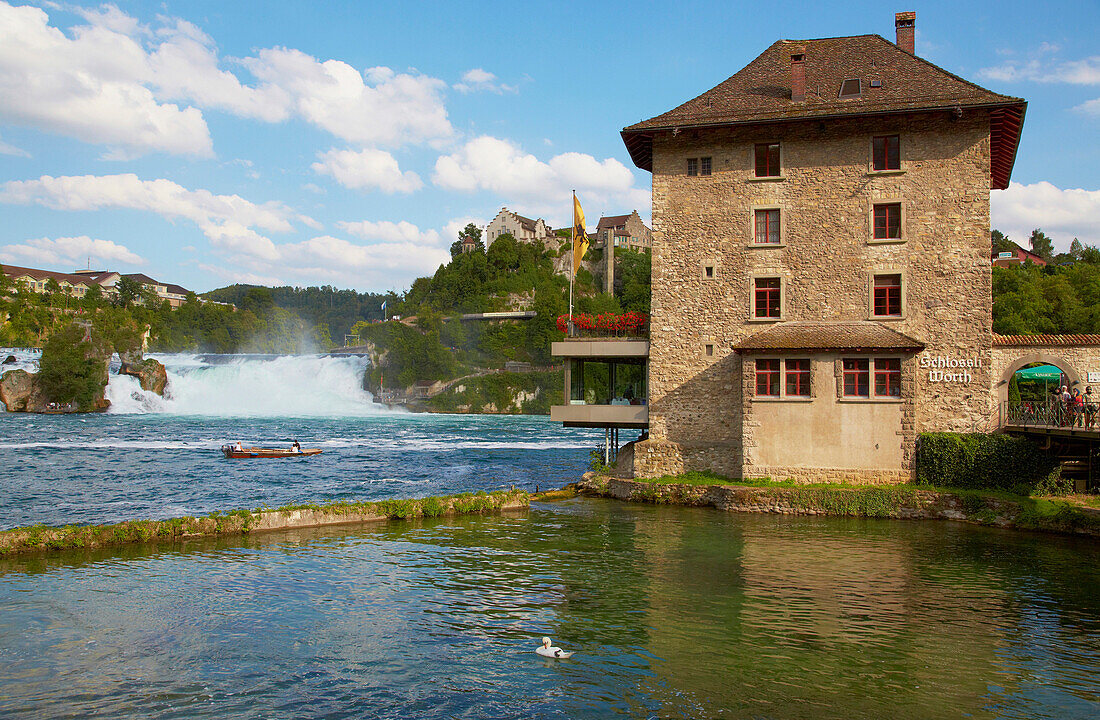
[0,264,13,295]
[83,283,104,309]
[1029,228,1054,261]
[115,276,142,308]
[991,229,1015,256]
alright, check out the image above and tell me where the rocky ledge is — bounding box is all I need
[119,352,168,395]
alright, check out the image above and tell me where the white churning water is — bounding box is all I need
[105,353,390,417]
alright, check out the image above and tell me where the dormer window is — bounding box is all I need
[839,79,862,98]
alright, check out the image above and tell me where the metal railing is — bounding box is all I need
[1001,398,1099,429]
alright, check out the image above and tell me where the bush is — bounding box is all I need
[37,323,110,410]
[915,432,1063,494]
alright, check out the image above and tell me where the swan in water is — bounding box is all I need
[536,636,573,659]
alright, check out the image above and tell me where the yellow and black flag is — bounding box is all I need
[572,193,589,275]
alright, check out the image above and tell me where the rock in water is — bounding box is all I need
[119,357,168,395]
[0,369,48,412]
[2,355,15,365]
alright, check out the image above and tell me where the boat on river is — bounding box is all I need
[221,445,322,459]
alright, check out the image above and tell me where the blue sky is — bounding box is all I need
[0,0,1097,293]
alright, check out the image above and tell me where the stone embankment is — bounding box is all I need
[577,474,1100,537]
[0,490,528,556]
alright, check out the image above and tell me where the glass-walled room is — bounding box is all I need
[569,358,647,406]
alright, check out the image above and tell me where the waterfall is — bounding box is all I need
[104,353,388,416]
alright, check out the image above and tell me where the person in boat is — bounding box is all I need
[292,440,301,454]
[235,441,243,452]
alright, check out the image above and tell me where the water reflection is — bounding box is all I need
[1,501,1098,718]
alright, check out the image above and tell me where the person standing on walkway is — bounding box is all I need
[1085,387,1097,429]
[1061,385,1073,426]
[1073,388,1085,427]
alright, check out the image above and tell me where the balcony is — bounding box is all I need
[550,316,649,429]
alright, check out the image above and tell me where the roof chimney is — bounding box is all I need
[895,11,916,54]
[790,46,806,102]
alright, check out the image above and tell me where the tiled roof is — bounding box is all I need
[994,334,1100,347]
[622,34,1025,188]
[734,321,925,352]
[0,263,96,286]
[597,214,631,230]
[123,273,162,285]
[165,283,191,296]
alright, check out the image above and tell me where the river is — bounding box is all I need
[1,351,1099,718]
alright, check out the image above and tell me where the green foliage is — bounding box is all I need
[589,445,613,473]
[0,490,529,556]
[615,251,651,313]
[201,283,397,345]
[37,323,110,411]
[915,432,1062,494]
[1029,228,1054,261]
[426,370,563,414]
[1008,374,1021,403]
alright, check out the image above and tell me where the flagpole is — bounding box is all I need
[568,190,575,338]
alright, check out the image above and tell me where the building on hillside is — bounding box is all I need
[2,264,103,298]
[2,264,194,308]
[460,234,480,254]
[486,208,556,251]
[595,210,652,292]
[554,12,1031,484]
[992,243,1047,268]
[596,211,652,253]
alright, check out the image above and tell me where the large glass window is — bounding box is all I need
[569,358,647,406]
[687,158,698,176]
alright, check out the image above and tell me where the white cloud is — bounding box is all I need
[243,50,452,147]
[0,2,214,158]
[980,56,1100,85]
[0,132,29,157]
[0,2,453,156]
[337,219,442,245]
[992,181,1100,250]
[312,148,423,193]
[0,235,144,266]
[0,173,302,260]
[453,68,516,94]
[432,136,651,220]
[979,46,1100,115]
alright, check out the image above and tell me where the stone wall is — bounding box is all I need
[642,111,996,482]
[990,341,1100,421]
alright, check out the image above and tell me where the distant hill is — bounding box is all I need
[201,284,400,345]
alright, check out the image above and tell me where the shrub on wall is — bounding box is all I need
[915,432,1067,495]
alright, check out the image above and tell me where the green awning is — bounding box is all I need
[1014,365,1064,381]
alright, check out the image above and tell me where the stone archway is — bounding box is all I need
[995,352,1082,406]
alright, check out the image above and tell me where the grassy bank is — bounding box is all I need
[0,490,528,557]
[581,473,1100,537]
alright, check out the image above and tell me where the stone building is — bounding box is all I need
[596,211,652,253]
[600,13,1028,483]
[485,208,556,251]
[594,210,653,293]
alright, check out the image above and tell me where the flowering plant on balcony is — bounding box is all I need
[556,312,649,337]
